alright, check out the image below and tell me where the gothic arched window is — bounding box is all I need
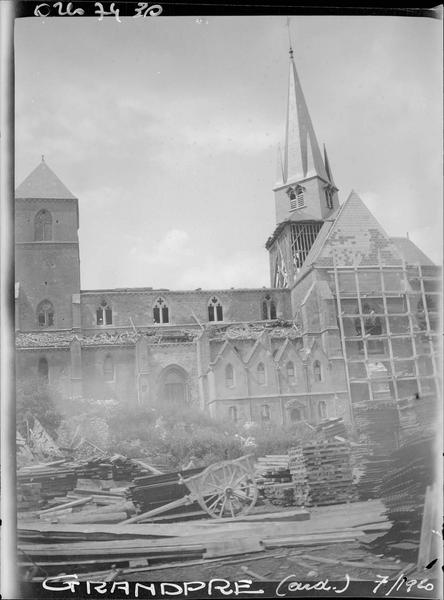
[262,294,277,320]
[103,355,114,382]
[257,362,266,385]
[318,400,327,419]
[153,297,169,324]
[229,406,238,423]
[261,404,271,422]
[208,296,223,322]
[38,356,49,383]
[37,300,54,328]
[287,361,295,383]
[313,360,322,382]
[34,209,52,241]
[225,363,234,388]
[96,300,112,326]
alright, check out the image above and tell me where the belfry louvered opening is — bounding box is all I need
[290,222,323,270]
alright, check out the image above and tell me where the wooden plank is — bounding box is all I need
[417,484,438,570]
[51,550,284,582]
[240,566,268,581]
[131,459,163,475]
[263,531,364,549]
[294,553,402,571]
[204,536,263,558]
[50,512,129,525]
[38,496,93,515]
[121,496,191,524]
[195,508,310,524]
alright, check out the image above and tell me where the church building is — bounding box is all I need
[15,48,441,448]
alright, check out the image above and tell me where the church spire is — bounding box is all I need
[281,49,328,186]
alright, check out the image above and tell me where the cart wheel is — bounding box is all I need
[197,460,258,518]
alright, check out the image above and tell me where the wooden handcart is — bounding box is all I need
[122,454,258,524]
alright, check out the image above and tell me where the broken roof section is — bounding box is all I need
[300,191,404,271]
[15,159,76,200]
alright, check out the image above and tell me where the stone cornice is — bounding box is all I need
[15,197,78,203]
[80,287,290,297]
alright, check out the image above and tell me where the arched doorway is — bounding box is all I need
[159,366,188,405]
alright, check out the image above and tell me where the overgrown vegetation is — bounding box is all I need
[16,376,63,438]
[24,388,319,470]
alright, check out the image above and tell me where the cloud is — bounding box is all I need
[130,229,193,267]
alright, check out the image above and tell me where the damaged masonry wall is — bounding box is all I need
[16,314,350,428]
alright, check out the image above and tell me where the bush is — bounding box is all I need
[16,376,62,438]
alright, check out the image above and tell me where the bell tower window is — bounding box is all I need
[286,185,305,211]
[34,209,52,241]
[324,186,334,209]
[96,301,112,326]
[37,300,54,328]
[153,297,169,324]
[208,297,223,322]
[290,221,323,271]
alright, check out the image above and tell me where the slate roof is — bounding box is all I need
[296,191,404,274]
[15,160,76,199]
[390,237,435,266]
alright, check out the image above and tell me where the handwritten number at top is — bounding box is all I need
[34,2,163,19]
[134,2,163,17]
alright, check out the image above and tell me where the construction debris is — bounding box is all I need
[364,435,436,562]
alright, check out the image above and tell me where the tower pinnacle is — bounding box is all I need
[282,52,328,186]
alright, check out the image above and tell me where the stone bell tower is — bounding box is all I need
[267,47,339,288]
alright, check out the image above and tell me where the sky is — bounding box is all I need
[15,14,442,290]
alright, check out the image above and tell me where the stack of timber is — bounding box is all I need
[354,404,400,456]
[17,454,162,514]
[316,417,347,440]
[73,458,113,481]
[18,463,78,509]
[127,467,207,521]
[357,456,393,500]
[413,393,440,434]
[366,435,436,561]
[255,455,294,507]
[288,446,309,506]
[108,454,158,481]
[18,482,43,511]
[255,455,291,481]
[302,440,357,506]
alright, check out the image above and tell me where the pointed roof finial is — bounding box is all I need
[286,17,294,59]
[41,154,45,162]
